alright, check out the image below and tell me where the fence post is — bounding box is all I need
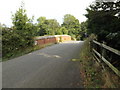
[89,40,92,52]
[102,41,107,58]
[101,41,107,71]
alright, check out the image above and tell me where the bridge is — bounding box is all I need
[2,41,84,88]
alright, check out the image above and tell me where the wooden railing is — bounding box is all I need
[91,40,120,77]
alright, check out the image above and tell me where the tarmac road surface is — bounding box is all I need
[2,41,84,88]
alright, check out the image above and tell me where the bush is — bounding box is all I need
[2,28,34,59]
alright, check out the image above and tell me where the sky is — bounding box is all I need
[0,0,94,27]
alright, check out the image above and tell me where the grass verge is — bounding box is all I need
[2,43,56,62]
[79,35,120,88]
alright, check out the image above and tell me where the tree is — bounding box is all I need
[2,25,21,57]
[46,19,60,35]
[2,3,38,58]
[60,27,68,35]
[85,0,120,49]
[12,8,28,30]
[63,14,76,25]
[12,4,35,47]
[37,18,60,36]
[62,14,80,39]
[78,21,88,40]
[37,17,46,24]
[37,17,47,36]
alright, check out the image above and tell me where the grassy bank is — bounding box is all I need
[79,35,120,88]
[2,43,55,62]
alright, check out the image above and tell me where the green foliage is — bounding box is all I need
[59,27,68,35]
[37,17,60,35]
[2,5,36,58]
[79,35,105,88]
[37,17,47,36]
[85,1,120,49]
[78,21,88,40]
[62,14,81,40]
[80,35,120,88]
[56,29,63,35]
[80,22,87,34]
[2,4,87,60]
[12,8,28,30]
[12,5,36,46]
[2,28,19,58]
[46,19,60,35]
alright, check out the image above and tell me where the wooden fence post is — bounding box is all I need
[89,40,92,52]
[101,41,107,71]
[102,41,107,58]
[92,40,120,77]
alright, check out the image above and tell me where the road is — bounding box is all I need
[2,41,84,88]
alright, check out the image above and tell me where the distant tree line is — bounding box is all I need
[36,14,87,40]
[1,4,87,58]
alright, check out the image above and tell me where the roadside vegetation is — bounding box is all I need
[79,1,120,88]
[85,1,120,50]
[1,2,87,61]
[2,43,55,61]
[79,34,120,88]
[1,0,120,88]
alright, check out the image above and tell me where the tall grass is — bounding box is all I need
[79,34,120,88]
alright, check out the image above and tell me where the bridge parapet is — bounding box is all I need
[34,35,71,45]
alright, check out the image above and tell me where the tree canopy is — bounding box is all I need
[37,17,60,36]
[62,14,81,40]
[2,4,36,58]
[85,1,120,49]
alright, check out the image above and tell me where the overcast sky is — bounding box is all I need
[0,0,94,27]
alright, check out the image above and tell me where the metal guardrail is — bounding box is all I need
[91,40,120,77]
